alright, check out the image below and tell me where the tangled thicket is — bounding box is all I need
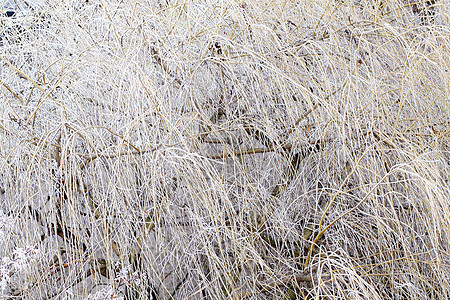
[0,1,449,299]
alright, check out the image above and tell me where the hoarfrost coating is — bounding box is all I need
[1,0,44,12]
